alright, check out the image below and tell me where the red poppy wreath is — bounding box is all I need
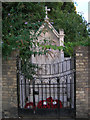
[24,102,36,109]
[37,97,62,109]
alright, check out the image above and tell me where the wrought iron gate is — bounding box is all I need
[17,58,76,118]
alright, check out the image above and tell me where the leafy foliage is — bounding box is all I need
[2,2,90,79]
[2,2,89,57]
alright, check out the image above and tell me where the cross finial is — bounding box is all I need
[45,6,50,20]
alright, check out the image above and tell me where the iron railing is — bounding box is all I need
[17,57,76,117]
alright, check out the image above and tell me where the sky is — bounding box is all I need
[74,0,90,23]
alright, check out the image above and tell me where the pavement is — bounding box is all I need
[1,117,90,120]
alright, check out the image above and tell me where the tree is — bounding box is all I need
[2,2,89,78]
[2,2,44,58]
[2,2,46,79]
[2,2,89,57]
[43,2,89,55]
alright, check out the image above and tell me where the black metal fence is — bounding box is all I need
[17,57,76,117]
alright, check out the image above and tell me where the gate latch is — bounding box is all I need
[34,90,39,95]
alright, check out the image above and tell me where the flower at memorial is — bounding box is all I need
[24,102,36,109]
[8,13,10,16]
[46,97,53,103]
[37,97,63,109]
[53,101,57,105]
[1,41,3,44]
[37,100,48,108]
[52,100,63,108]
[25,22,28,24]
[51,22,54,24]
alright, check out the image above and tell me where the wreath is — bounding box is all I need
[24,97,62,109]
[24,102,36,109]
[37,97,62,109]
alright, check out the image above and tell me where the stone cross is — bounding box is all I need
[45,6,50,20]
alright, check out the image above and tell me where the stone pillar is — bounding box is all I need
[75,46,89,118]
[59,29,65,61]
[2,51,18,118]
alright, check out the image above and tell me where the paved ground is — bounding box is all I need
[1,117,90,120]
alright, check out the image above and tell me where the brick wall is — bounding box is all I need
[1,46,90,119]
[88,46,90,117]
[2,51,18,118]
[75,46,89,118]
[0,1,2,119]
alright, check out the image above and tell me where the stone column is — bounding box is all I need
[2,51,18,118]
[59,29,65,61]
[75,46,89,118]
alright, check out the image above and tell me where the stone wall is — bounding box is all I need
[75,46,89,118]
[2,51,18,118]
